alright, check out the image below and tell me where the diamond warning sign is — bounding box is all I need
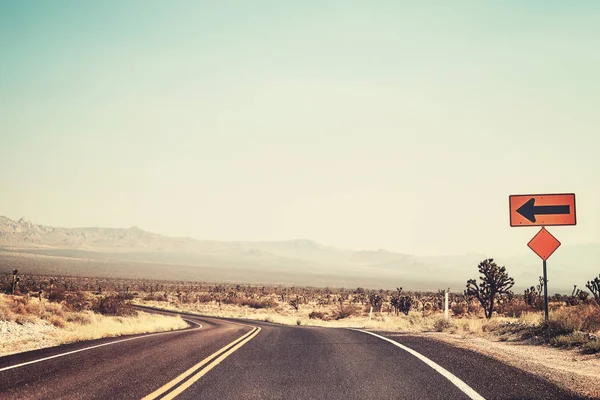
[527,227,561,261]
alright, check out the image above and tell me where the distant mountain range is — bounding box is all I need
[0,216,598,293]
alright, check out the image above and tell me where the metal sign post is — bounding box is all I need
[543,260,549,322]
[527,227,561,322]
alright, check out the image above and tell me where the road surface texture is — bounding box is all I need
[0,308,585,400]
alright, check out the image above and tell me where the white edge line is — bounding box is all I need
[0,319,202,373]
[353,329,486,400]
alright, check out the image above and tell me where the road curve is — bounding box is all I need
[0,308,584,400]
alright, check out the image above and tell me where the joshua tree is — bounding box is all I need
[289,296,301,311]
[368,293,383,312]
[524,286,538,307]
[586,274,600,302]
[352,287,367,305]
[536,276,544,301]
[390,288,413,316]
[10,269,19,295]
[465,259,514,319]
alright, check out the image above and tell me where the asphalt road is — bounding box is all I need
[0,308,585,400]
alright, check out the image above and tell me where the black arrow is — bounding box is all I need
[516,198,570,223]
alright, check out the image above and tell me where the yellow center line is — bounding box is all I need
[141,327,259,400]
[161,327,262,400]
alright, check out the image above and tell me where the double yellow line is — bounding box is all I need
[142,326,261,400]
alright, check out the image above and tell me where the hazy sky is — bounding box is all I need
[1,1,599,256]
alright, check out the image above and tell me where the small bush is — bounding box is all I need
[143,294,168,302]
[451,303,467,317]
[296,319,301,326]
[497,300,532,318]
[66,312,93,325]
[309,311,327,320]
[550,332,588,349]
[408,312,422,326]
[42,302,65,319]
[333,305,361,320]
[119,292,134,301]
[47,288,67,303]
[581,339,600,354]
[62,291,89,312]
[467,301,482,316]
[195,294,213,303]
[433,317,455,332]
[92,295,136,316]
[25,300,43,315]
[48,315,66,328]
[549,305,600,334]
[241,298,275,309]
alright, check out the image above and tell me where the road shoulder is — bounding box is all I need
[381,330,600,399]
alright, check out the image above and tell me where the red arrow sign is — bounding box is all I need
[509,193,576,227]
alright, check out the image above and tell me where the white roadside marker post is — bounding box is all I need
[444,289,449,320]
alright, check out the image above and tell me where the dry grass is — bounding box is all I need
[136,298,485,332]
[136,298,600,354]
[547,304,600,334]
[0,295,188,357]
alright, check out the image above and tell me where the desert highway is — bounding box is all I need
[0,308,582,400]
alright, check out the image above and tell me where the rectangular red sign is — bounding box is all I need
[509,193,576,227]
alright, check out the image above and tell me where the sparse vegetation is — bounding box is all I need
[0,293,188,356]
[2,266,599,355]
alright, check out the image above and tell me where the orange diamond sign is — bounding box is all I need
[527,227,561,261]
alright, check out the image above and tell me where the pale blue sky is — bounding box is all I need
[1,1,599,256]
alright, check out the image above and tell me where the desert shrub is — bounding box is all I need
[222,296,242,306]
[481,319,503,333]
[549,305,600,334]
[24,299,44,315]
[296,319,301,326]
[333,310,353,320]
[0,301,15,321]
[143,293,168,302]
[581,339,600,354]
[47,288,67,303]
[92,295,136,316]
[195,294,213,303]
[66,312,93,325]
[119,292,135,301]
[433,317,456,332]
[62,291,89,312]
[48,314,66,328]
[408,312,422,326]
[309,311,327,320]
[333,305,361,320]
[550,332,588,349]
[241,298,276,309]
[451,302,467,317]
[497,300,532,318]
[42,302,65,317]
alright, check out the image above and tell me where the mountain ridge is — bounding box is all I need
[1,216,598,293]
